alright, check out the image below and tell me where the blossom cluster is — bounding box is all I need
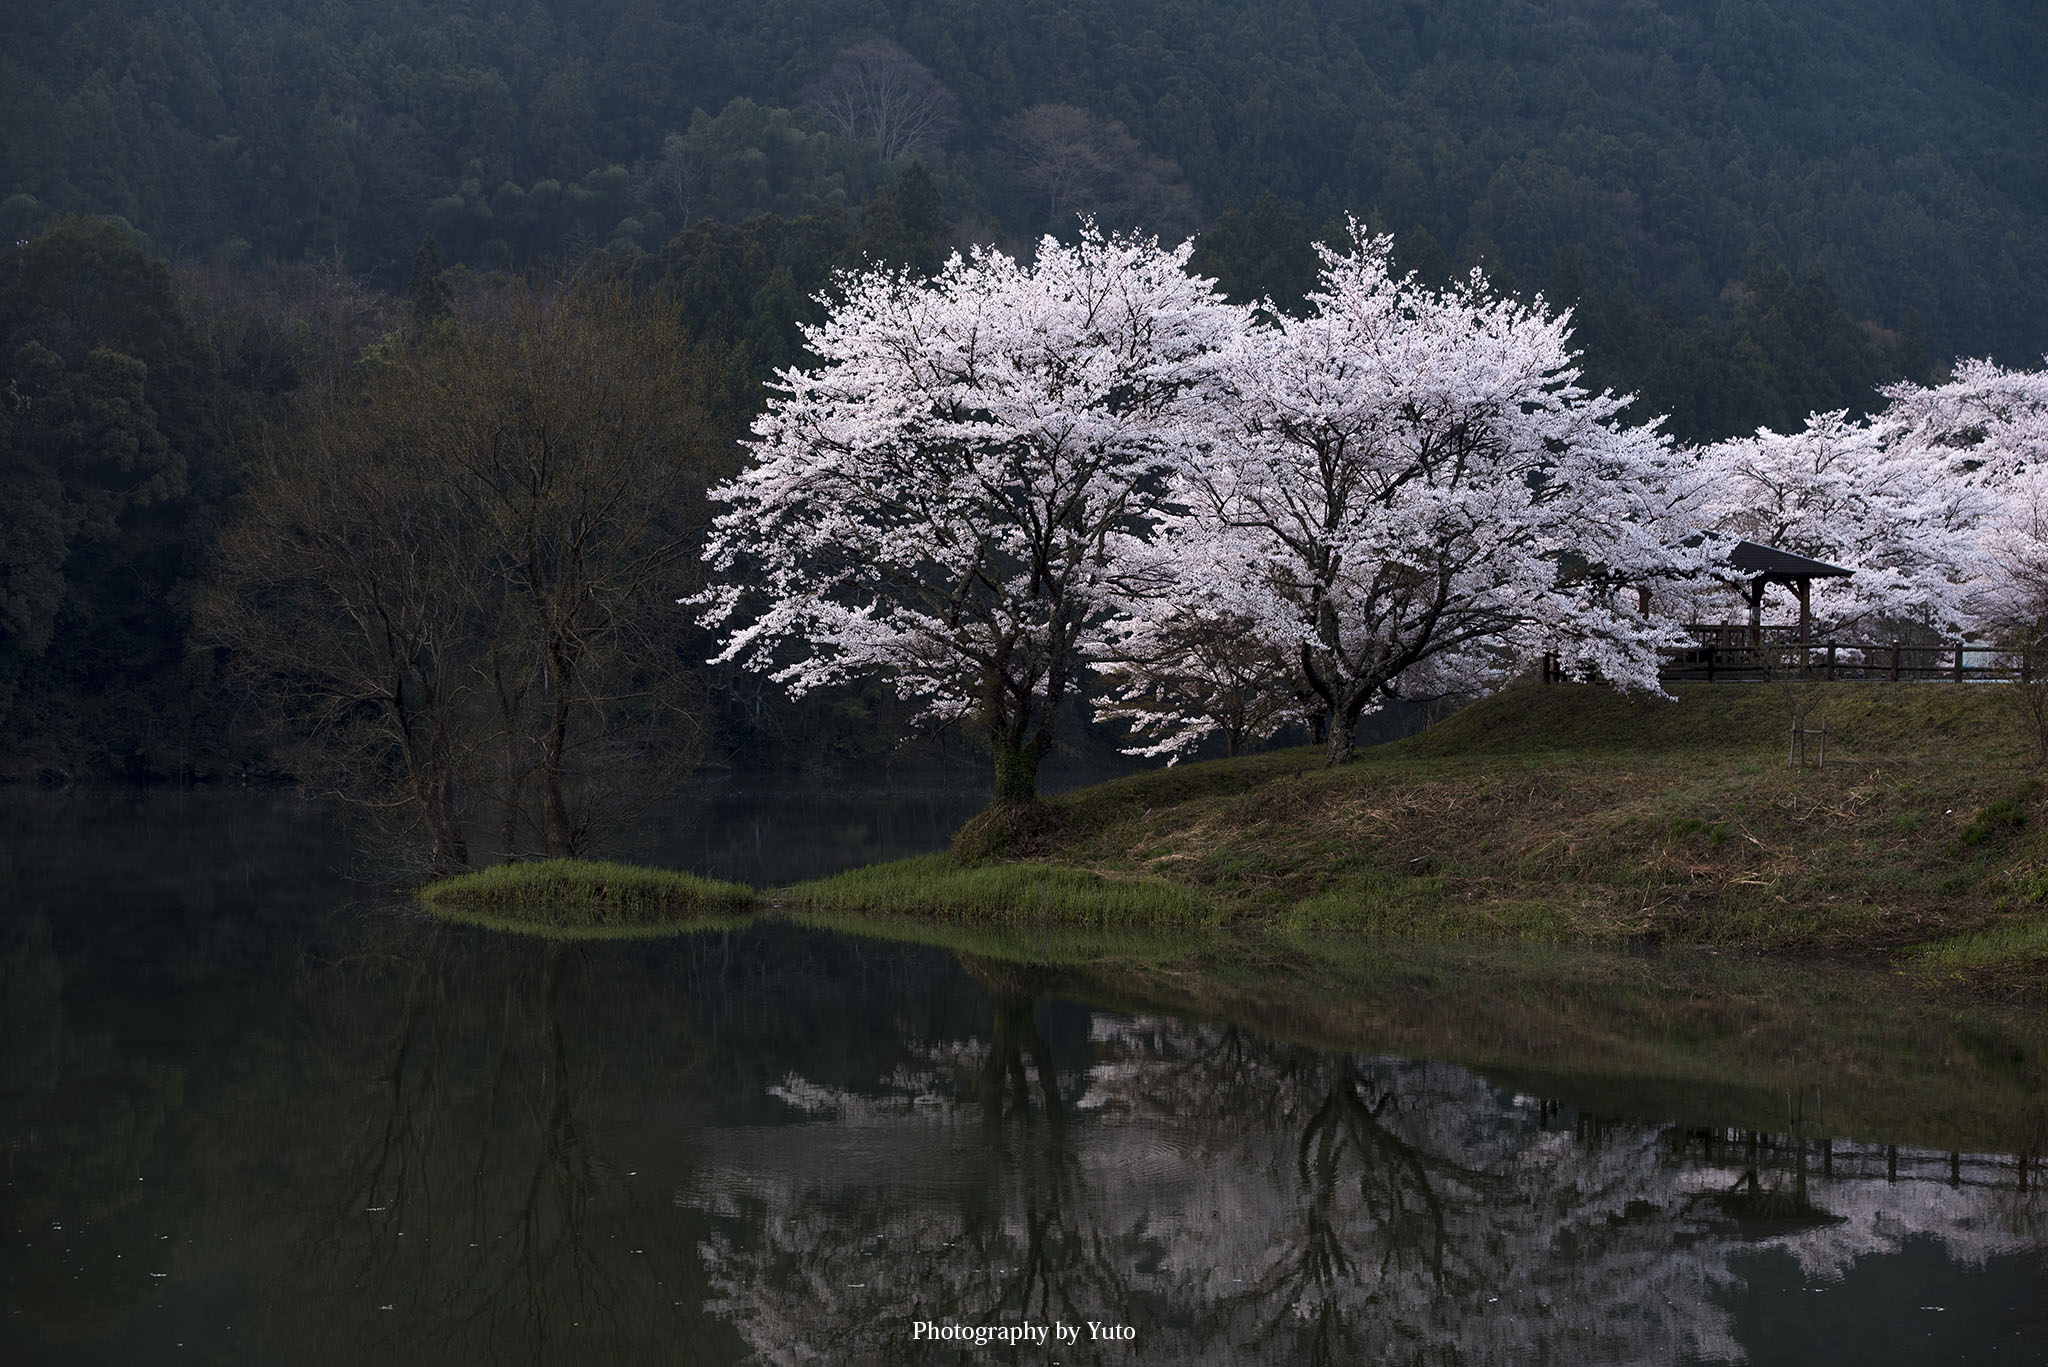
[698,220,2048,767]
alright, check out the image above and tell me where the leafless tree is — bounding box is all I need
[999,103,1198,235]
[645,130,712,231]
[804,39,960,163]
[201,280,730,871]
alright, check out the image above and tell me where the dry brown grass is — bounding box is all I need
[954,682,2048,956]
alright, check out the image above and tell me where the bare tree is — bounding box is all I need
[999,103,1197,235]
[203,367,482,869]
[202,280,730,870]
[1094,606,1304,760]
[645,130,712,231]
[804,39,960,163]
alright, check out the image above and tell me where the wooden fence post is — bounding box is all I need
[1891,643,1900,682]
[1954,644,1965,683]
[1825,642,1836,680]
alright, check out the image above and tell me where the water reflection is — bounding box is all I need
[687,1005,2046,1365]
[234,928,716,1363]
[4,793,2047,1364]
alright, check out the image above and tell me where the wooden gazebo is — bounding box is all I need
[1720,538,1855,646]
[1655,533,1859,670]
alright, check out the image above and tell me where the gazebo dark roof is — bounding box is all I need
[1674,531,1857,645]
[1722,539,1854,580]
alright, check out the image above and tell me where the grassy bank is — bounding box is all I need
[419,858,755,938]
[790,853,1220,927]
[786,682,2048,965]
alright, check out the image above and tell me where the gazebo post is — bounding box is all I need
[1796,578,1812,671]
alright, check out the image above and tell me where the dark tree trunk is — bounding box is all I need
[992,732,1047,804]
[1323,688,1369,766]
[538,639,580,857]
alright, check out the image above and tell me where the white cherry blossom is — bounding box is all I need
[697,225,1242,798]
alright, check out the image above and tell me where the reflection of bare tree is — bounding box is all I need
[190,921,717,1365]
[0,914,187,1338]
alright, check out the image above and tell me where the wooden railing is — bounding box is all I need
[1656,627,2035,682]
[1532,628,2043,684]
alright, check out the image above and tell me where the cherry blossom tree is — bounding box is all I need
[1884,358,2048,742]
[1092,603,1307,761]
[1877,356,2048,485]
[1115,226,1686,766]
[697,226,1242,801]
[1090,531,1315,760]
[1689,358,2048,637]
[1693,408,1992,635]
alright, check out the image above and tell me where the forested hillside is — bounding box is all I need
[5,0,2044,374]
[5,0,2048,784]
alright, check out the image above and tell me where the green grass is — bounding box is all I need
[419,858,755,937]
[784,852,1222,927]
[1909,915,2048,975]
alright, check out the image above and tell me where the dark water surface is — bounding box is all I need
[4,789,2046,1365]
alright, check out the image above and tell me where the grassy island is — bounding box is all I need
[419,859,755,938]
[785,682,2048,975]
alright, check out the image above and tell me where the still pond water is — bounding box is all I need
[3,785,2046,1365]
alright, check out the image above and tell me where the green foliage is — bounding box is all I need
[620,160,953,395]
[850,161,951,275]
[418,858,756,935]
[0,217,242,778]
[1189,194,1320,312]
[1566,256,1910,441]
[786,852,1222,927]
[403,235,450,323]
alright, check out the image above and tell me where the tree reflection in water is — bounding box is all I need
[688,983,2046,1366]
[9,883,2047,1365]
[195,921,724,1366]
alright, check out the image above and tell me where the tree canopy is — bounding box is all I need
[4,0,2044,393]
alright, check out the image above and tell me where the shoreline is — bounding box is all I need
[421,682,2048,979]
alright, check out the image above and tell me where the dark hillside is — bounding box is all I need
[3,0,2043,379]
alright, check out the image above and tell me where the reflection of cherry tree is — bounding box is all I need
[689,1009,2043,1366]
[1075,1022,1743,1365]
[694,991,1134,1364]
